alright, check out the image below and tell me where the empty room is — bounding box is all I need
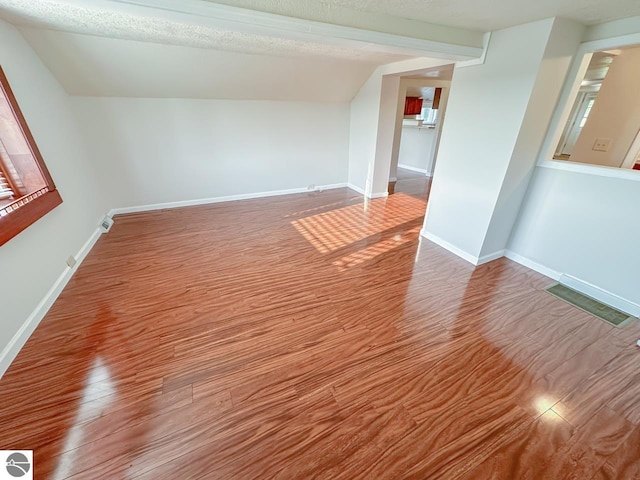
[1,0,640,478]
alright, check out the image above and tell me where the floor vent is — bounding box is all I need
[546,283,634,327]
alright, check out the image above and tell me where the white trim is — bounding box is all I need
[109,0,483,60]
[398,164,429,175]
[109,183,348,216]
[504,250,561,280]
[0,227,103,379]
[420,230,507,266]
[347,183,366,196]
[477,249,506,265]
[456,32,491,68]
[503,251,640,318]
[369,191,389,199]
[347,183,389,199]
[538,159,640,182]
[559,274,640,318]
[420,229,479,265]
[580,32,640,54]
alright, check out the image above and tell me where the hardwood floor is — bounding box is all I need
[1,169,639,479]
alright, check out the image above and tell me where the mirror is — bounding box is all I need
[554,45,640,171]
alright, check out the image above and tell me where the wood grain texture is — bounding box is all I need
[0,169,638,479]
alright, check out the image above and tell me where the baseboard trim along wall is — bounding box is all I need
[0,226,103,379]
[420,229,480,265]
[1,181,351,379]
[346,183,389,199]
[503,250,561,281]
[369,191,390,199]
[5,187,638,379]
[559,274,640,318]
[109,183,349,216]
[477,249,506,265]
[420,229,503,266]
[504,251,640,317]
[398,164,429,175]
[346,183,366,196]
[424,237,640,317]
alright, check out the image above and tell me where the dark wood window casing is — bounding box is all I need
[0,66,62,246]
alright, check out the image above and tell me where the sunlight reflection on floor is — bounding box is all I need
[291,194,427,260]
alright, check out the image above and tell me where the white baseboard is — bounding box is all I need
[0,227,103,379]
[559,274,640,318]
[347,183,366,196]
[2,182,354,378]
[477,249,506,265]
[420,229,480,265]
[369,191,389,199]
[420,230,507,266]
[504,250,561,280]
[346,183,388,199]
[398,164,429,175]
[109,183,348,216]
[504,250,639,317]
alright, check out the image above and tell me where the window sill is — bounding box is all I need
[0,189,62,246]
[538,159,640,182]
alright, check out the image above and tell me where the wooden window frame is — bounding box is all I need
[0,66,62,246]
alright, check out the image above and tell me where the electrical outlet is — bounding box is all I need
[66,256,77,268]
[592,138,611,152]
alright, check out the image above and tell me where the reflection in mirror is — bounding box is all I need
[554,46,640,171]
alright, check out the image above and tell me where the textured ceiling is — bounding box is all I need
[18,28,379,100]
[0,0,409,63]
[208,0,640,31]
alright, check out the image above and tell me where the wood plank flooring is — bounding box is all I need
[1,169,639,479]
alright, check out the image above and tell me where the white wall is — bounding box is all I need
[423,19,557,259]
[479,18,586,257]
[348,73,383,193]
[571,47,640,168]
[347,58,456,196]
[508,167,640,306]
[72,97,350,208]
[0,19,108,369]
[388,79,449,182]
[398,127,436,172]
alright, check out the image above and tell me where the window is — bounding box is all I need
[0,66,62,246]
[548,45,640,172]
[420,104,438,126]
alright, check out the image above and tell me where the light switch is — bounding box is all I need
[593,138,611,152]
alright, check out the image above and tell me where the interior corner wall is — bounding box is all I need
[347,58,457,197]
[371,75,402,195]
[479,18,586,257]
[71,97,351,209]
[423,18,557,260]
[388,80,408,181]
[0,19,109,364]
[348,71,383,193]
[507,167,640,306]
